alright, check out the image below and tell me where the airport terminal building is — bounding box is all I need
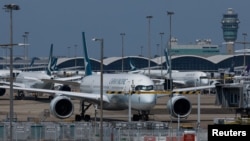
[0,53,248,74]
[0,37,247,73]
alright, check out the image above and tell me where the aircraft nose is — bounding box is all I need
[142,94,156,103]
[138,94,156,109]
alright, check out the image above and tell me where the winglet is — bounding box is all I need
[82,32,92,76]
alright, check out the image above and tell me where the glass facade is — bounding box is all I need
[52,55,250,72]
[3,55,249,72]
[172,56,216,71]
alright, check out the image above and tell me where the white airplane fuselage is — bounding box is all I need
[0,69,21,79]
[129,69,209,87]
[80,73,157,111]
[169,71,209,87]
[53,70,85,77]
[15,71,53,89]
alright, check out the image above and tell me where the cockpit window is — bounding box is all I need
[134,85,154,91]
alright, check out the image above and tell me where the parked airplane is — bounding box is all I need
[0,32,215,121]
[0,69,21,79]
[0,44,80,100]
[0,44,55,99]
[128,57,179,78]
[129,48,209,87]
[48,57,85,77]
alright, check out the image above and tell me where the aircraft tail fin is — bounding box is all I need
[164,48,170,73]
[246,65,250,72]
[241,64,250,76]
[82,32,92,76]
[229,62,234,73]
[129,57,137,71]
[29,57,36,67]
[51,57,58,71]
[46,44,54,76]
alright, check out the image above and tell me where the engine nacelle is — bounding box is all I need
[0,88,6,96]
[50,96,74,119]
[167,95,192,118]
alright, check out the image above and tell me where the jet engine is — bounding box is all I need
[0,88,6,96]
[50,95,74,119]
[167,95,192,118]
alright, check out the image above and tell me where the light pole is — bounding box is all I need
[159,32,164,77]
[243,33,247,66]
[22,34,26,70]
[140,46,143,56]
[167,11,174,89]
[120,33,125,72]
[129,80,135,122]
[146,15,153,76]
[67,46,71,58]
[167,11,174,139]
[3,4,20,141]
[24,32,29,61]
[22,32,29,71]
[74,44,77,70]
[235,33,250,68]
[156,43,160,59]
[92,38,104,141]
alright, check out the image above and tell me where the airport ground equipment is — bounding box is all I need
[215,76,250,117]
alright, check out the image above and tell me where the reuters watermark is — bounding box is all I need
[208,125,250,140]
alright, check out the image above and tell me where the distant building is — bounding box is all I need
[169,37,220,57]
[221,8,240,54]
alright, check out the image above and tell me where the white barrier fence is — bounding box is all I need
[0,121,208,141]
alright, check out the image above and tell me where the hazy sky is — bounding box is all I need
[0,0,249,59]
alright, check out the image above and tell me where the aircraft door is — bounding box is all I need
[124,80,131,94]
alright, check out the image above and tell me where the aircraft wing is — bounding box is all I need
[173,80,186,86]
[173,84,216,92]
[0,81,25,88]
[41,76,82,87]
[0,85,110,103]
[157,84,216,98]
[53,75,83,81]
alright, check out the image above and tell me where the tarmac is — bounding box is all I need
[0,92,236,129]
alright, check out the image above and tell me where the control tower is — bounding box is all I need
[221,8,240,54]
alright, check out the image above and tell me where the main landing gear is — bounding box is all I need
[74,101,151,122]
[132,110,150,121]
[15,90,25,100]
[75,100,92,121]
